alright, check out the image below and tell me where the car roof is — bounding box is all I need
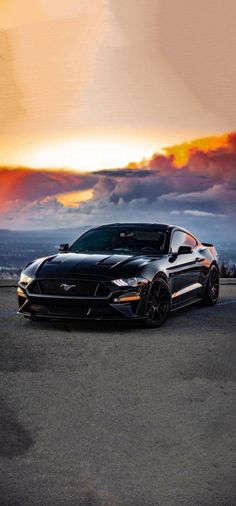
[95,222,172,230]
[93,223,198,238]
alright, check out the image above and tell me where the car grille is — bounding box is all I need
[28,279,110,297]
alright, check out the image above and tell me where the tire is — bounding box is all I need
[202,265,219,306]
[142,278,171,328]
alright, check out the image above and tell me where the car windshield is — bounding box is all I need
[70,228,168,255]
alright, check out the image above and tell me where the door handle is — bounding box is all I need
[195,257,203,262]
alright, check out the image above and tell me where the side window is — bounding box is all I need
[184,233,198,249]
[171,231,197,252]
[171,231,186,253]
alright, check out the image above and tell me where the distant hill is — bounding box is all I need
[0,226,91,242]
[0,226,91,277]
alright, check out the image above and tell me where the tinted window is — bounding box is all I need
[171,231,197,252]
[184,234,198,249]
[70,228,168,254]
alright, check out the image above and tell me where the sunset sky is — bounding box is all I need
[0,0,236,237]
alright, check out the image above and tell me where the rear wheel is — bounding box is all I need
[142,278,171,328]
[202,265,219,306]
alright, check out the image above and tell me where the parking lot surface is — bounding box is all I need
[0,284,236,506]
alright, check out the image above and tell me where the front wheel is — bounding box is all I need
[202,265,219,306]
[142,278,171,328]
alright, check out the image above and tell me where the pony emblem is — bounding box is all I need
[60,283,76,291]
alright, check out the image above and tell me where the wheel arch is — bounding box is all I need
[153,271,168,283]
[204,261,219,290]
[210,260,219,272]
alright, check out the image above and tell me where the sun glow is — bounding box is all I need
[57,188,94,207]
[17,138,158,171]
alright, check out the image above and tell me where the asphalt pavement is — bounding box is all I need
[0,283,235,506]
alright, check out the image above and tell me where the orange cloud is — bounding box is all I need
[163,132,230,167]
[148,131,236,179]
[0,167,96,210]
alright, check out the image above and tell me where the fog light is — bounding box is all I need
[113,294,141,302]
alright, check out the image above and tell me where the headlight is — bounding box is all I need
[19,273,33,285]
[111,276,148,287]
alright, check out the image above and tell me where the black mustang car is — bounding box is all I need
[17,223,219,327]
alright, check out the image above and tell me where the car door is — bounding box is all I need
[167,230,204,304]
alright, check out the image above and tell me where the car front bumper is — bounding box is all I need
[17,282,149,320]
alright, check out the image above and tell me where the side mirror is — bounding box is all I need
[178,245,192,255]
[58,243,69,253]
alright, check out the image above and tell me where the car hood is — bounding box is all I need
[24,252,162,279]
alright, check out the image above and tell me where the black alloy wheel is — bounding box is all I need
[202,265,220,306]
[143,278,171,328]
